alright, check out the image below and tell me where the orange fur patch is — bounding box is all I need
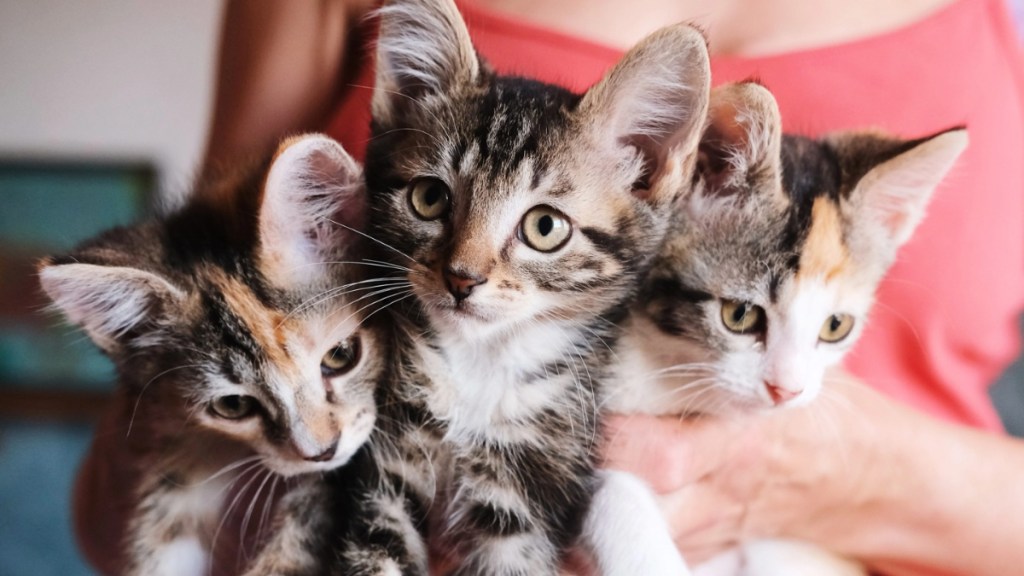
[210,269,339,444]
[210,270,293,372]
[798,198,850,281]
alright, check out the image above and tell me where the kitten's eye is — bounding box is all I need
[210,395,259,420]
[321,337,361,377]
[520,205,572,252]
[720,300,766,334]
[409,178,450,220]
[819,313,855,343]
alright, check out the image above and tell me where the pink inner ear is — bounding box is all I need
[881,209,911,239]
[330,190,368,240]
[259,136,367,288]
[707,101,750,149]
[696,101,751,195]
[631,187,653,201]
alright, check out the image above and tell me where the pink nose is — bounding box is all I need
[765,382,801,405]
[294,436,340,462]
[444,268,486,302]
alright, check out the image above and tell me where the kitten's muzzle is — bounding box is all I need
[444,267,487,303]
[294,436,340,462]
[765,381,801,405]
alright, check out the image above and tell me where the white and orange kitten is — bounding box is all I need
[606,82,967,575]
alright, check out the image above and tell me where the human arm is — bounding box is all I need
[200,0,374,182]
[602,368,1024,576]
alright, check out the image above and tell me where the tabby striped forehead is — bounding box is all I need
[447,77,581,188]
[194,268,295,384]
[190,264,373,429]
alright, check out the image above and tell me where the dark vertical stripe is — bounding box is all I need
[580,227,627,260]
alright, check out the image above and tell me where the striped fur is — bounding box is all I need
[364,0,711,574]
[39,135,414,576]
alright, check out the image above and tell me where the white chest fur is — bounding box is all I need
[421,319,586,443]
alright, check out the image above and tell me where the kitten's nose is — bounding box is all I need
[443,267,486,302]
[765,382,801,405]
[301,437,339,462]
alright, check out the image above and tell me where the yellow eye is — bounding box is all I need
[520,205,572,252]
[819,313,855,343]
[409,178,450,220]
[721,300,765,334]
[210,395,259,420]
[321,337,361,377]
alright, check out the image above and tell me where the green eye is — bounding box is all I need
[210,395,259,420]
[520,205,572,252]
[721,300,765,334]
[321,337,361,377]
[819,313,855,343]
[409,178,450,220]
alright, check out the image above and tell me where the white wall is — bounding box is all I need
[0,0,223,199]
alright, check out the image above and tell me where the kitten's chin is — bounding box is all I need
[426,298,502,331]
[263,429,372,478]
[263,450,357,478]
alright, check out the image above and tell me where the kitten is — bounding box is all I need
[39,135,389,576]
[361,0,711,573]
[607,82,968,575]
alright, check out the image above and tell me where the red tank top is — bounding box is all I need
[326,0,1024,430]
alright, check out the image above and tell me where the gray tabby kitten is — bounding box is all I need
[607,82,967,575]
[39,135,391,576]
[362,0,711,573]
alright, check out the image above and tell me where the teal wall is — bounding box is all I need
[1,161,153,576]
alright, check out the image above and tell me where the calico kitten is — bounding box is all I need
[607,82,968,575]
[39,135,388,576]
[614,82,968,415]
[361,0,711,573]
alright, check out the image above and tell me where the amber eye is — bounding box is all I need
[409,178,450,220]
[720,300,766,334]
[210,395,259,420]
[819,313,855,343]
[321,337,361,377]
[520,205,572,252]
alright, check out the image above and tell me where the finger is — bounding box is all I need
[601,413,696,493]
[658,483,746,562]
[602,413,749,493]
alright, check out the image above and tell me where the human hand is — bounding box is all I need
[601,368,918,565]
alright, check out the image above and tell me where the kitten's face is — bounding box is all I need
[647,192,876,412]
[41,135,382,477]
[642,84,967,413]
[178,270,383,477]
[371,80,664,338]
[367,0,710,339]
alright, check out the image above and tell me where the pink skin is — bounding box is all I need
[600,366,1024,576]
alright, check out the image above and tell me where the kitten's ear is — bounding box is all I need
[696,82,784,199]
[373,0,481,126]
[838,128,967,250]
[259,134,365,290]
[577,24,710,201]
[38,261,184,352]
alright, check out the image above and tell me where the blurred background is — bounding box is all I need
[0,2,219,574]
[0,1,1022,575]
